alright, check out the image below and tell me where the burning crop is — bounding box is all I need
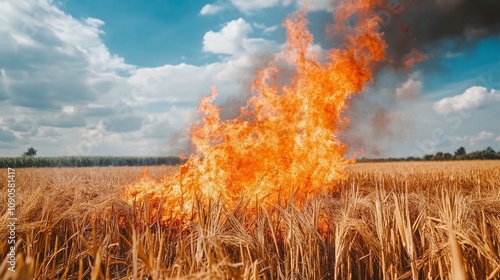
[123,0,387,223]
[3,1,500,279]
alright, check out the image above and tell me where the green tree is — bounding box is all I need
[22,147,37,157]
[423,154,433,161]
[433,152,444,160]
[454,147,466,156]
[484,147,496,159]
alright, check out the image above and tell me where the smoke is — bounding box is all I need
[218,54,296,121]
[174,53,296,156]
[341,81,415,158]
[177,0,500,159]
[379,0,500,67]
[341,0,500,158]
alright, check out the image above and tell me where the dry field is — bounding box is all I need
[1,161,499,279]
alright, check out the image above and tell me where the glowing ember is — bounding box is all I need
[123,0,386,224]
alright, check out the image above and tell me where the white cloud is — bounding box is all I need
[126,59,254,105]
[203,18,252,55]
[396,78,422,101]
[0,0,280,156]
[295,0,337,12]
[229,0,335,13]
[230,0,288,13]
[63,106,75,113]
[202,18,280,56]
[84,17,104,27]
[263,25,279,33]
[475,131,495,141]
[199,4,224,15]
[469,131,496,146]
[0,128,17,142]
[0,0,134,113]
[452,131,497,146]
[254,23,280,34]
[433,86,500,114]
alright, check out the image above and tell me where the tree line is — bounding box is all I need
[2,146,498,168]
[0,156,183,168]
[359,146,500,162]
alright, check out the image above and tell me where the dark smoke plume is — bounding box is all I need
[379,0,500,67]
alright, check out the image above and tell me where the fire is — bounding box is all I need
[404,48,428,69]
[123,0,386,224]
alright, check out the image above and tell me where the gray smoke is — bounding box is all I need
[177,1,500,159]
[341,0,500,158]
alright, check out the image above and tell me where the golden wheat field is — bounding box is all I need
[1,161,500,280]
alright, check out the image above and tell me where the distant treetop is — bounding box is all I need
[22,147,37,157]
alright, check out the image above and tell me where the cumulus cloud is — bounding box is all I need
[396,78,422,101]
[475,131,495,141]
[253,23,280,34]
[7,118,37,133]
[0,0,285,156]
[295,0,336,12]
[38,113,87,128]
[199,4,225,15]
[203,18,280,56]
[433,86,500,114]
[78,106,115,118]
[38,127,62,138]
[451,131,497,146]
[0,69,9,101]
[0,0,134,113]
[203,18,252,55]
[105,116,144,133]
[0,128,17,142]
[127,58,258,105]
[469,131,496,146]
[143,108,194,141]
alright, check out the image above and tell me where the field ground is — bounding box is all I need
[1,161,499,279]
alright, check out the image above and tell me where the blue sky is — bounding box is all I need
[63,0,296,66]
[64,0,227,66]
[0,0,499,158]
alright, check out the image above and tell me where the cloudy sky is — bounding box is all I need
[0,0,499,158]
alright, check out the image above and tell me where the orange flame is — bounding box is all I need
[404,48,428,69]
[123,0,386,224]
